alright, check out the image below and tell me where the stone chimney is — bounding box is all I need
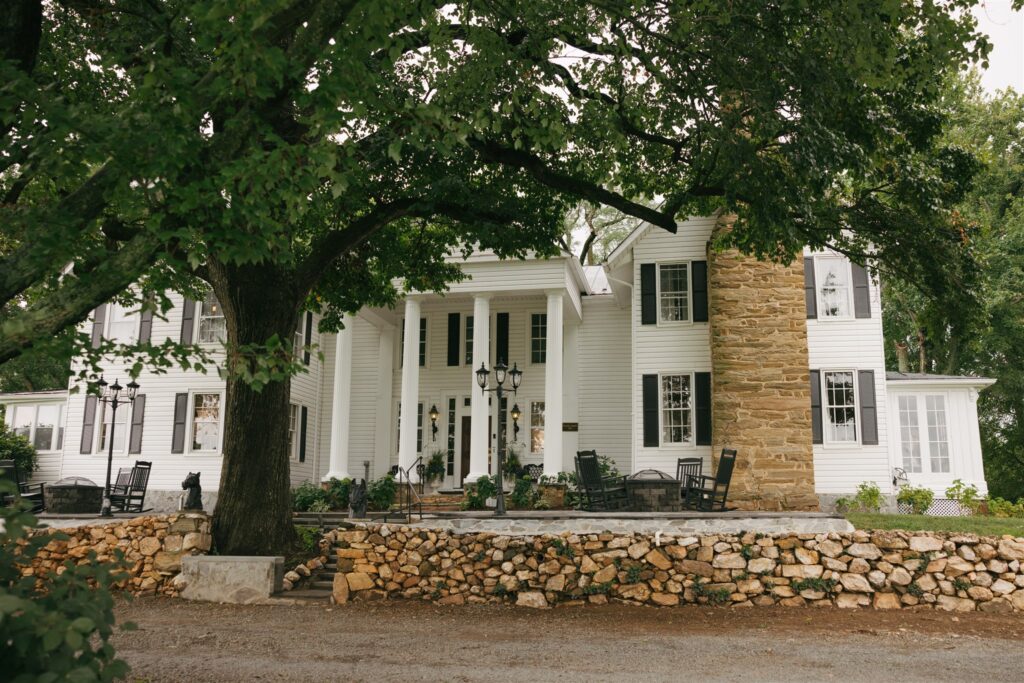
[707,215,818,511]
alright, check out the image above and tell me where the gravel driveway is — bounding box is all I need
[111,598,1024,682]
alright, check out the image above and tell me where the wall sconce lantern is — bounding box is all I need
[510,403,521,441]
[429,404,439,441]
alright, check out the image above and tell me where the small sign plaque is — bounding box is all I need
[562,422,579,432]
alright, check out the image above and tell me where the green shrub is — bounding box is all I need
[324,477,352,510]
[366,474,397,511]
[294,525,321,556]
[986,497,1024,518]
[291,481,327,512]
[854,482,884,513]
[0,481,134,681]
[0,424,37,476]
[946,479,982,514]
[897,486,935,515]
[461,475,497,511]
[509,476,536,509]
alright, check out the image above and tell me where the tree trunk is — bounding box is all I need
[894,341,910,373]
[208,261,301,556]
[917,328,928,374]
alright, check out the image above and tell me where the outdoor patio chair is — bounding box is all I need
[109,461,152,513]
[574,450,629,512]
[0,458,45,512]
[110,467,133,496]
[684,449,737,512]
[675,457,703,501]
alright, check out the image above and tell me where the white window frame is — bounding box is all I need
[529,400,545,454]
[821,369,859,445]
[658,372,695,447]
[105,303,139,344]
[187,391,224,454]
[529,313,547,365]
[6,403,64,453]
[655,262,692,325]
[895,392,951,476]
[196,291,227,345]
[399,317,428,368]
[96,400,130,457]
[287,403,299,460]
[814,255,854,321]
[293,320,305,360]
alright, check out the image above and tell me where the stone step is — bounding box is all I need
[281,588,332,601]
[309,579,335,590]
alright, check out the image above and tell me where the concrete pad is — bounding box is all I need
[179,555,284,604]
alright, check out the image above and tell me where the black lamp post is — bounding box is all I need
[97,376,140,517]
[429,404,439,441]
[476,359,522,516]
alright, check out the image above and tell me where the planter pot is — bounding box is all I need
[539,483,566,509]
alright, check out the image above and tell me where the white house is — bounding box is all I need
[1,217,994,512]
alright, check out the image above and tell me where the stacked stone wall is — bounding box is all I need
[708,217,818,510]
[23,513,211,596]
[329,524,1024,612]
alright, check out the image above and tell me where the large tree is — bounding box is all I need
[2,1,993,553]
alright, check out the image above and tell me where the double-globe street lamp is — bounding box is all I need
[97,376,140,517]
[475,359,522,516]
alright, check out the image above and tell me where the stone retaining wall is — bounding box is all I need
[328,524,1024,612]
[24,513,211,596]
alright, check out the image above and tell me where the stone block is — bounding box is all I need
[516,591,548,608]
[179,556,284,604]
[873,593,901,610]
[909,536,943,553]
[346,572,375,592]
[332,573,350,604]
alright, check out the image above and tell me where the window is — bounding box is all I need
[531,314,547,363]
[823,371,857,442]
[34,404,63,452]
[417,401,423,453]
[446,398,456,476]
[925,395,950,473]
[897,395,922,473]
[293,320,304,359]
[400,318,426,367]
[658,263,689,322]
[530,401,545,453]
[465,315,474,365]
[287,403,298,459]
[661,374,692,444]
[191,393,221,451]
[197,291,226,343]
[98,402,128,453]
[106,303,139,343]
[10,405,32,441]
[815,257,852,319]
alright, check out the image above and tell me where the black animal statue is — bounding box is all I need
[349,479,367,519]
[182,472,203,511]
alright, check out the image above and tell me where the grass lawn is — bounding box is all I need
[848,513,1024,537]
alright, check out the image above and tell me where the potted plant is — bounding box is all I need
[538,471,574,509]
[424,447,447,491]
[502,442,524,491]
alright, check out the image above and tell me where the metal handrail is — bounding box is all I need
[394,457,423,521]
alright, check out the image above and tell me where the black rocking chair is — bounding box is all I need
[109,461,152,513]
[684,449,737,512]
[0,458,45,512]
[575,450,629,511]
[676,457,703,502]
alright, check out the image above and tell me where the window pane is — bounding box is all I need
[446,398,456,476]
[10,405,32,441]
[288,404,297,457]
[99,403,128,452]
[418,318,426,367]
[34,404,60,451]
[531,314,547,364]
[530,401,545,453]
[926,395,950,473]
[417,402,423,453]
[661,374,692,444]
[198,292,226,343]
[818,259,851,318]
[659,264,689,322]
[107,304,138,343]
[192,394,221,451]
[824,372,857,442]
[465,316,474,365]
[293,322,304,359]
[897,395,922,473]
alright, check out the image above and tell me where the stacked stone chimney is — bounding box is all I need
[707,216,819,511]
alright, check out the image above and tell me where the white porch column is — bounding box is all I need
[372,324,396,480]
[322,316,354,481]
[544,291,564,476]
[465,294,491,483]
[561,319,580,472]
[398,297,421,481]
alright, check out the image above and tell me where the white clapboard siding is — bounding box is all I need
[805,250,892,494]
[577,296,632,474]
[630,217,716,473]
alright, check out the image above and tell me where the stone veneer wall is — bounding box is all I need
[24,513,211,596]
[707,216,818,510]
[328,524,1024,612]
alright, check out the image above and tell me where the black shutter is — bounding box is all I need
[91,305,107,349]
[694,372,712,445]
[496,312,509,364]
[80,395,97,454]
[447,312,460,366]
[804,258,817,320]
[852,263,871,319]
[692,261,708,323]
[809,369,823,445]
[642,374,659,447]
[418,317,426,366]
[180,299,196,344]
[138,310,153,343]
[171,393,188,453]
[640,263,657,325]
[299,406,308,463]
[858,370,878,445]
[303,312,313,365]
[128,395,146,454]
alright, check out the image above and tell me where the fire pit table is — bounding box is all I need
[45,477,103,514]
[625,469,684,512]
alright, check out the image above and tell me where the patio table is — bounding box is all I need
[624,470,685,512]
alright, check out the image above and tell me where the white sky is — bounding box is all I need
[972,1,1024,93]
